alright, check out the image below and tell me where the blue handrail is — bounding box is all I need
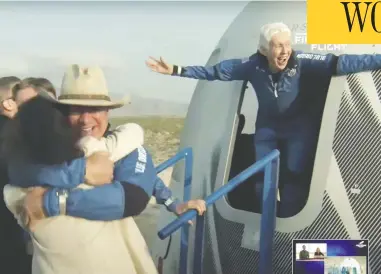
[259,152,279,274]
[158,149,279,238]
[155,148,191,174]
[158,149,280,274]
[155,147,193,274]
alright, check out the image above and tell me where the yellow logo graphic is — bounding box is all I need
[307,0,381,43]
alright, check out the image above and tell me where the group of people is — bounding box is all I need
[298,245,324,260]
[1,21,381,274]
[0,66,206,274]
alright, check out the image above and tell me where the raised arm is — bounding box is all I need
[42,147,156,220]
[145,56,254,81]
[297,51,381,76]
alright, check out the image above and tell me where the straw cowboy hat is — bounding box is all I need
[56,64,128,109]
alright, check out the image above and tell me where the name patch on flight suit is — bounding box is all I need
[135,147,147,173]
[296,53,327,61]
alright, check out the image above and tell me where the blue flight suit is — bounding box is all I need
[172,50,381,217]
[8,146,180,220]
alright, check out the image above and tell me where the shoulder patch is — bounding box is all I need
[287,68,297,77]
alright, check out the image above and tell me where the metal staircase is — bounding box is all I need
[156,147,280,274]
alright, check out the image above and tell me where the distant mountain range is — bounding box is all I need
[109,94,189,117]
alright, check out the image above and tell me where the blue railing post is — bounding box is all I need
[157,149,280,274]
[258,157,279,274]
[180,149,193,274]
[193,214,206,274]
[155,147,193,274]
[158,150,280,239]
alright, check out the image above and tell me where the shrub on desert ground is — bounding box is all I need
[110,116,184,165]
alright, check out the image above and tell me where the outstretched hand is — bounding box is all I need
[175,199,207,225]
[145,56,173,75]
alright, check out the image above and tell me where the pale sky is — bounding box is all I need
[0,1,249,103]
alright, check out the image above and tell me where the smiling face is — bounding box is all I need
[267,31,292,72]
[67,105,109,140]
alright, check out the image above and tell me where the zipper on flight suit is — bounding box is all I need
[270,75,279,98]
[273,82,278,98]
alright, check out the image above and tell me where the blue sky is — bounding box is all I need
[0,1,248,103]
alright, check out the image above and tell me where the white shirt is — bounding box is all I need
[3,123,158,274]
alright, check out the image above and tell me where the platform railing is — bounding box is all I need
[157,149,280,274]
[155,147,193,274]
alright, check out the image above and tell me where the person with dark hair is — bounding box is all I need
[3,95,82,166]
[2,65,206,274]
[4,94,157,273]
[0,76,31,274]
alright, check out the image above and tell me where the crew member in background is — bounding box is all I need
[12,77,56,106]
[6,77,58,264]
[146,22,381,217]
[0,76,31,274]
[22,77,57,98]
[299,245,309,260]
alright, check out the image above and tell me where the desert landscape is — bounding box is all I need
[110,116,185,250]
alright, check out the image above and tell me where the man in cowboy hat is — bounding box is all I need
[4,64,205,273]
[18,64,205,223]
[1,71,132,274]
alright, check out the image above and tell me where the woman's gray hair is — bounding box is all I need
[258,22,291,55]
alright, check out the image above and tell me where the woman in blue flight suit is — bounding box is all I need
[146,22,381,217]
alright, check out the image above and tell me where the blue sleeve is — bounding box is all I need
[178,58,254,81]
[43,183,126,220]
[153,177,181,213]
[43,147,157,220]
[297,51,381,76]
[296,52,339,76]
[336,54,381,75]
[8,157,86,188]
